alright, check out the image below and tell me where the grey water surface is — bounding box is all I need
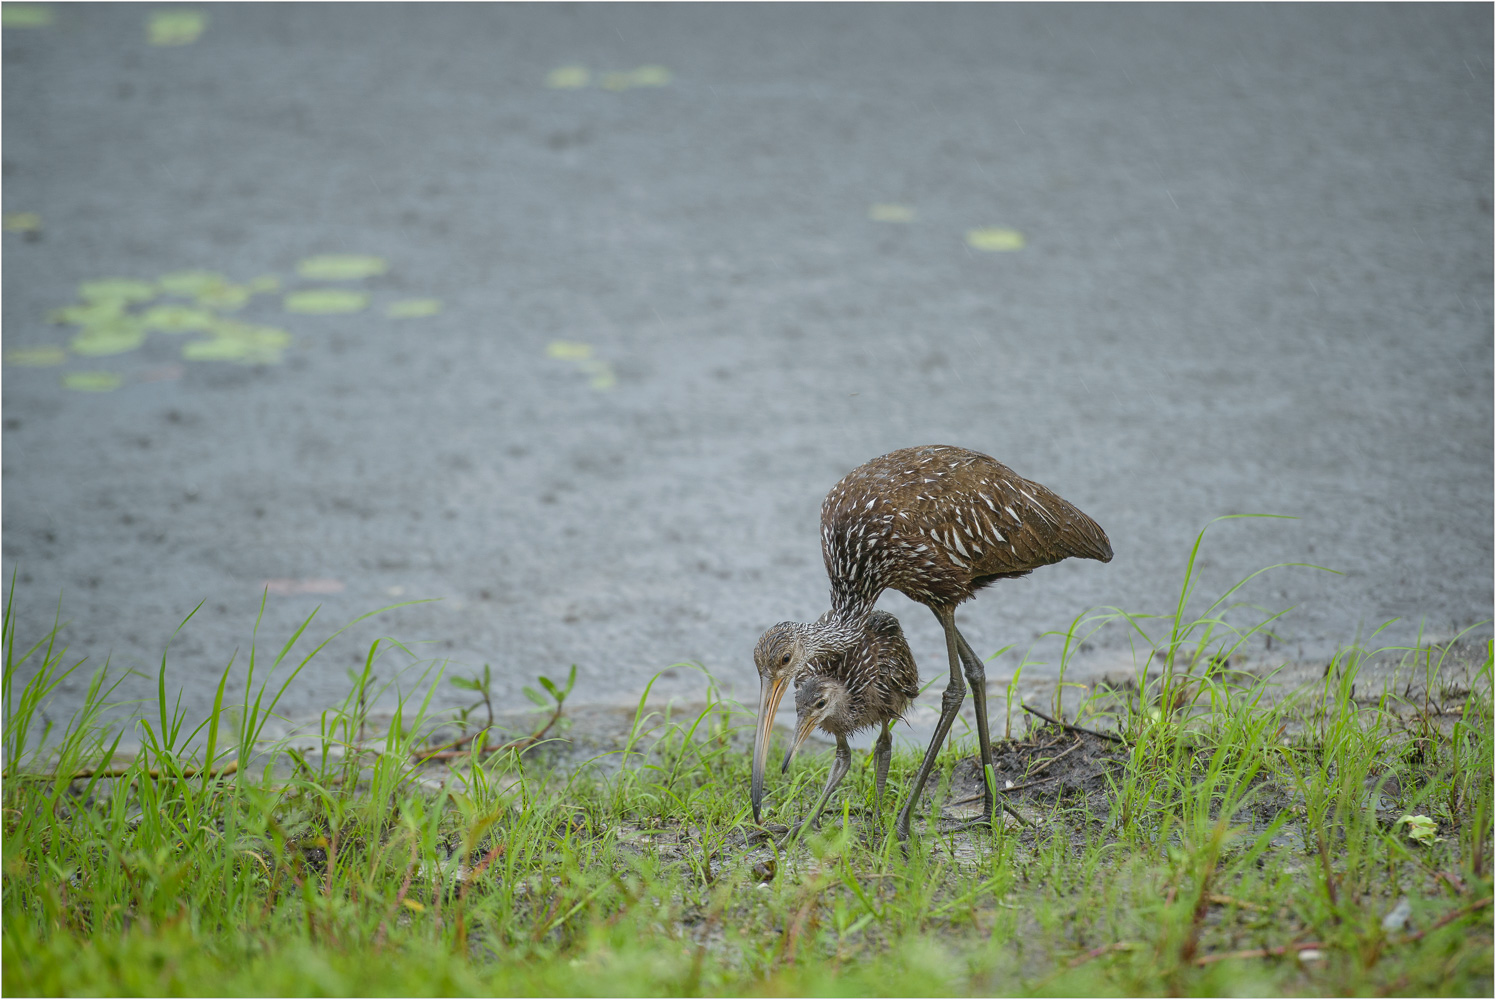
[3,4,1490,737]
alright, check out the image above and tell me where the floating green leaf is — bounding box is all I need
[62,371,123,392]
[196,283,250,311]
[546,65,590,89]
[4,345,66,367]
[140,304,218,333]
[248,274,281,294]
[385,298,442,319]
[284,288,369,314]
[159,270,228,297]
[603,65,672,91]
[70,320,147,356]
[3,212,41,232]
[2,4,53,29]
[184,322,291,364]
[547,341,593,361]
[79,278,157,304]
[580,359,616,390]
[296,254,387,281]
[966,227,1026,252]
[50,300,127,327]
[869,203,915,223]
[147,8,205,46]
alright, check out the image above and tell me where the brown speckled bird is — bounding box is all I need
[777,609,920,836]
[751,445,1112,841]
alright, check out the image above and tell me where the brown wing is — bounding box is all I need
[822,445,1111,606]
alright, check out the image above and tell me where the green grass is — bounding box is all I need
[3,527,1492,996]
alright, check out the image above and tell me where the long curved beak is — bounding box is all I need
[751,674,790,824]
[781,712,819,775]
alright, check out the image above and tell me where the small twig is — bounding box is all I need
[1396,896,1492,944]
[415,699,566,763]
[1068,940,1137,968]
[1207,893,1269,913]
[1023,736,1083,780]
[1194,940,1327,966]
[1022,704,1126,744]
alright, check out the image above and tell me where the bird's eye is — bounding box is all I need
[780,653,790,665]
[815,699,826,709]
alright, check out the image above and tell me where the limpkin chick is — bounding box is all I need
[751,445,1112,842]
[778,610,920,837]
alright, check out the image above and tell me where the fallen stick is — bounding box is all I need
[415,700,566,763]
[1194,940,1327,966]
[1021,704,1126,744]
[1397,896,1492,944]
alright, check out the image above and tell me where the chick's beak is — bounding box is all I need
[750,674,789,824]
[782,711,819,774]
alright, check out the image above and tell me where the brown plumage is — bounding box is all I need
[751,445,1111,839]
[778,610,920,836]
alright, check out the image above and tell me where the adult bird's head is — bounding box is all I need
[782,674,851,774]
[751,621,814,823]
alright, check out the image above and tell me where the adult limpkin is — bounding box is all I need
[751,445,1112,841]
[774,609,920,837]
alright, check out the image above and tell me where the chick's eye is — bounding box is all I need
[779,653,790,665]
[815,699,826,709]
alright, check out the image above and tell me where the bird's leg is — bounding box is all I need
[784,736,852,843]
[894,613,967,842]
[872,720,893,831]
[943,612,998,826]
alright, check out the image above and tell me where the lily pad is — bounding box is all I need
[196,283,250,311]
[184,321,291,363]
[50,300,127,327]
[580,359,616,390]
[386,298,442,319]
[141,304,218,333]
[603,65,672,90]
[70,320,147,356]
[284,288,368,314]
[547,341,593,361]
[869,204,915,223]
[147,9,206,46]
[546,65,590,89]
[966,227,1026,252]
[5,345,66,367]
[159,270,228,297]
[296,254,387,281]
[79,278,157,304]
[62,371,123,392]
[3,212,41,232]
[248,274,281,294]
[2,5,53,28]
